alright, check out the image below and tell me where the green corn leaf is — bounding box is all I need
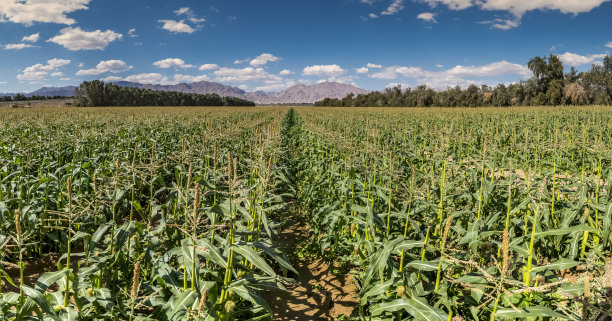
[495,306,568,319]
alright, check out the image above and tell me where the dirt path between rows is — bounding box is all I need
[264,216,359,320]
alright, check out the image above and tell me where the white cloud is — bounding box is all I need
[234,58,250,64]
[382,0,405,15]
[51,71,62,76]
[446,60,530,77]
[158,20,196,34]
[76,60,133,76]
[558,52,607,67]
[254,80,296,92]
[22,33,39,42]
[0,81,7,85]
[48,58,70,68]
[480,18,520,30]
[128,28,137,37]
[369,13,379,18]
[369,60,530,88]
[174,7,205,23]
[48,27,122,50]
[371,66,424,79]
[102,76,123,82]
[303,64,346,77]
[4,43,34,50]
[153,58,194,69]
[250,53,282,66]
[214,67,283,83]
[355,67,369,74]
[173,74,209,83]
[422,0,611,25]
[605,42,612,49]
[238,84,249,90]
[417,12,437,22]
[479,0,611,17]
[0,0,90,26]
[436,64,443,68]
[17,58,70,82]
[279,69,294,75]
[199,64,219,71]
[59,77,73,81]
[123,73,170,85]
[421,0,473,10]
[367,63,382,68]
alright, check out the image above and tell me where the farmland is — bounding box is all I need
[0,106,611,320]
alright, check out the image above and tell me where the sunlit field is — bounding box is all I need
[0,106,610,320]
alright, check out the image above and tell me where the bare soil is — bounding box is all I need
[264,217,359,320]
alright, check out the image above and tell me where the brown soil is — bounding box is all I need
[264,218,359,320]
[2,253,60,292]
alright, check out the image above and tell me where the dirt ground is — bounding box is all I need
[263,218,359,321]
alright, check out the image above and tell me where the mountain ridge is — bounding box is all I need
[8,80,369,104]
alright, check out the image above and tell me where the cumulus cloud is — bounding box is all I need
[254,80,296,92]
[250,53,282,66]
[4,43,34,50]
[22,33,39,42]
[355,67,369,74]
[367,63,382,68]
[128,28,137,37]
[303,65,346,77]
[480,18,520,30]
[158,20,196,34]
[158,7,203,34]
[369,13,379,18]
[382,0,405,15]
[122,73,171,85]
[368,60,531,88]
[421,0,610,29]
[199,64,219,70]
[558,52,607,67]
[605,42,612,49]
[370,66,425,79]
[279,69,294,75]
[76,60,132,76]
[48,27,122,50]
[174,7,205,23]
[478,0,612,17]
[17,58,70,82]
[51,71,62,76]
[234,58,250,64]
[413,0,612,31]
[0,0,90,26]
[173,74,209,83]
[421,0,473,11]
[153,58,194,69]
[417,12,437,22]
[446,61,530,77]
[214,67,283,83]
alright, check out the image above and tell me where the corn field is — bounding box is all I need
[0,106,611,320]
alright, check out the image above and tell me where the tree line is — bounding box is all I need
[74,80,255,107]
[315,55,612,107]
[1,94,72,102]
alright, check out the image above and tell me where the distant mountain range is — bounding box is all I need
[2,81,370,104]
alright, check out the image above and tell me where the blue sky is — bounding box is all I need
[1,0,611,93]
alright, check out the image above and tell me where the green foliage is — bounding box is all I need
[74,80,255,107]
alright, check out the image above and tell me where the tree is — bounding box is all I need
[563,83,586,105]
